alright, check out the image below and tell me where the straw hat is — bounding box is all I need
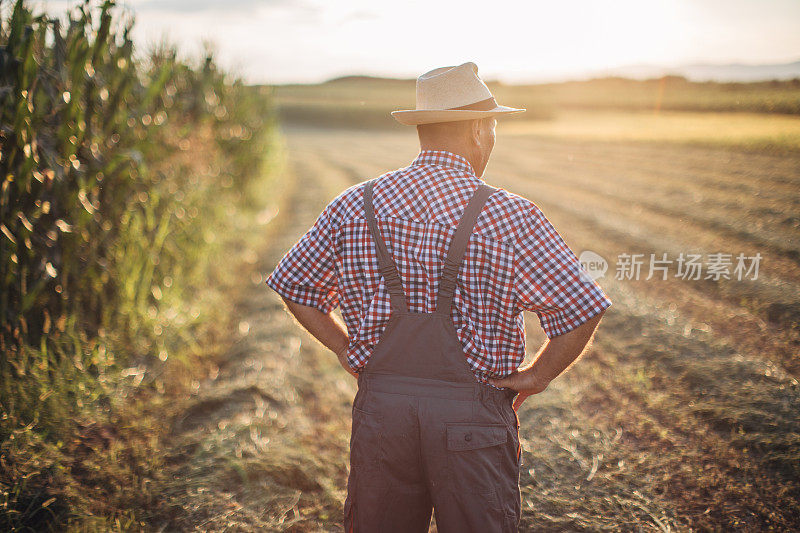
[391,62,525,125]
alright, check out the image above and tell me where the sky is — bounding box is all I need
[32,0,800,84]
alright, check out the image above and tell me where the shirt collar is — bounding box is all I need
[410,150,475,176]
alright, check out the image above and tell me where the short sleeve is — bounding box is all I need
[265,201,340,313]
[514,204,612,338]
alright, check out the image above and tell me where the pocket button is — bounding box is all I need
[464,433,472,442]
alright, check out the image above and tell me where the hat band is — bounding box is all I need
[446,96,498,111]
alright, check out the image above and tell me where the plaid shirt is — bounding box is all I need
[266,150,612,382]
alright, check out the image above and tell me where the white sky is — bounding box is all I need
[33,0,800,84]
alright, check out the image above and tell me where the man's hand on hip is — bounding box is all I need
[489,366,550,411]
[489,310,606,411]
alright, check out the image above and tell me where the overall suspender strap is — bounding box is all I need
[436,184,495,314]
[363,180,409,313]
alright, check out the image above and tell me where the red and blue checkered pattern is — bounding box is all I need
[266,150,612,382]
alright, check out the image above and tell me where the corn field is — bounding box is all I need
[0,0,274,528]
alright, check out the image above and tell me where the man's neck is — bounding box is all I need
[419,142,477,175]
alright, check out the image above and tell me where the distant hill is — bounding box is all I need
[325,75,414,85]
[591,60,800,82]
[313,60,800,86]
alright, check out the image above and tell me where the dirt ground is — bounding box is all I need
[156,125,800,532]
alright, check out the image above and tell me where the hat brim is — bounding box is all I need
[390,105,525,126]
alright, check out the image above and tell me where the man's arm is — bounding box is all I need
[280,297,356,377]
[489,309,606,410]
